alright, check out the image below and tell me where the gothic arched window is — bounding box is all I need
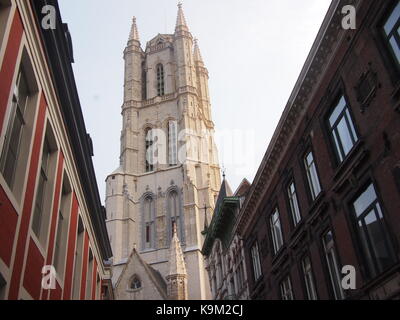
[168,121,178,166]
[145,128,154,172]
[130,275,142,290]
[156,64,165,97]
[143,196,155,249]
[168,190,184,244]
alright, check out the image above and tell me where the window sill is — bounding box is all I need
[288,222,308,250]
[360,264,400,299]
[271,246,289,274]
[332,141,368,194]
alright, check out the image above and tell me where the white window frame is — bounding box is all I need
[304,151,322,201]
[251,242,262,282]
[288,181,301,226]
[270,209,284,254]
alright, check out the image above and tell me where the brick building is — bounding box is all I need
[236,0,400,300]
[0,0,112,300]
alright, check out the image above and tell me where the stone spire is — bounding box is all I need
[128,17,140,43]
[168,224,187,276]
[175,2,189,32]
[166,223,188,300]
[193,38,204,65]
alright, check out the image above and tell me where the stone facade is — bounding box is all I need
[106,4,221,300]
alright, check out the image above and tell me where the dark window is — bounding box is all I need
[251,242,262,281]
[0,68,29,190]
[157,64,165,96]
[280,276,294,300]
[145,129,154,172]
[328,95,359,163]
[302,256,318,300]
[0,273,6,300]
[143,196,155,249]
[352,183,396,278]
[131,275,141,290]
[322,230,345,300]
[32,138,51,238]
[287,181,301,226]
[382,1,400,67]
[270,209,284,254]
[304,151,322,201]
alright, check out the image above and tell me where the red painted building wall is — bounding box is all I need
[0,1,110,300]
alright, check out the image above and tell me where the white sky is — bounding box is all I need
[58,0,332,201]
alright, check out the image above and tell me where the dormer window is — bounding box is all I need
[157,64,165,97]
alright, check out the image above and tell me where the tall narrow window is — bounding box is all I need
[53,174,72,278]
[168,121,178,166]
[168,190,183,243]
[141,62,147,100]
[323,230,344,300]
[352,183,395,278]
[143,196,154,249]
[270,209,284,254]
[32,138,51,240]
[0,273,6,300]
[72,217,84,300]
[383,1,400,66]
[251,242,262,281]
[156,64,165,96]
[86,250,94,300]
[0,1,12,51]
[288,181,301,226]
[0,68,29,190]
[328,95,359,163]
[302,256,318,300]
[304,151,322,201]
[280,276,294,300]
[145,129,154,172]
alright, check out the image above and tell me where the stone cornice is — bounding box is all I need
[234,0,359,237]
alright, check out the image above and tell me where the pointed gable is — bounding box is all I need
[114,249,167,300]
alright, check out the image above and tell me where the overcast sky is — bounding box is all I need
[58,0,332,201]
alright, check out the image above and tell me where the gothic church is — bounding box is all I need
[105,4,221,300]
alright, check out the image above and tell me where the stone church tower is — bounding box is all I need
[105,4,221,300]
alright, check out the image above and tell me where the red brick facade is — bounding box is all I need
[238,0,400,300]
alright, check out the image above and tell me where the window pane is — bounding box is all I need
[310,164,321,197]
[389,36,400,63]
[353,184,376,216]
[364,210,393,272]
[329,96,346,126]
[384,2,400,35]
[337,117,355,155]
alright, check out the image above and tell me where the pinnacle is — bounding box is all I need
[128,16,140,42]
[175,2,189,32]
[193,38,204,64]
[168,224,187,276]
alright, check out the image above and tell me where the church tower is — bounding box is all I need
[105,4,221,300]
